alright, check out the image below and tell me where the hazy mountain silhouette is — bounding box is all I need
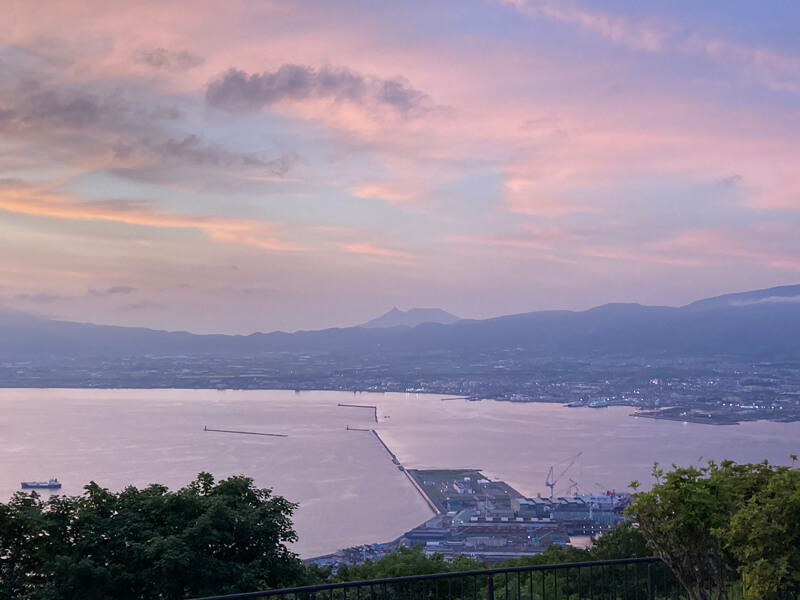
[2,284,800,360]
[682,283,800,311]
[359,307,462,328]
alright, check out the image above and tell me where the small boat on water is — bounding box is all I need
[588,399,609,408]
[21,478,62,490]
[565,400,585,407]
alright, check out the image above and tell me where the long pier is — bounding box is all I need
[346,425,372,432]
[402,470,439,515]
[370,430,438,515]
[203,426,288,438]
[345,424,439,516]
[371,430,400,465]
[338,403,378,423]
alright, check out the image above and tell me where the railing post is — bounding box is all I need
[647,562,655,600]
[487,575,494,600]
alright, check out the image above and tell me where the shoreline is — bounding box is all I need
[1,386,792,426]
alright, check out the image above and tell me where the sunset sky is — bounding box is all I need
[2,1,799,333]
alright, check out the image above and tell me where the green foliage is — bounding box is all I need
[628,459,800,600]
[725,465,800,599]
[628,462,733,600]
[0,473,304,600]
[333,545,484,582]
[327,530,657,600]
[588,522,649,560]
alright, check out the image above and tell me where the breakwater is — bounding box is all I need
[372,430,399,465]
[346,425,372,432]
[344,425,438,515]
[371,430,438,515]
[203,426,288,438]
[338,402,378,422]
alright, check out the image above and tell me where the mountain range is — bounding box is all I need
[2,284,800,361]
[358,307,461,328]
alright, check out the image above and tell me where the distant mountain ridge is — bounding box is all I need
[359,307,462,328]
[1,284,800,361]
[682,283,800,311]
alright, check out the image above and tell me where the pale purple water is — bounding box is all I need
[1,389,798,556]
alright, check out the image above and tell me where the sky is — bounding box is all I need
[1,0,800,334]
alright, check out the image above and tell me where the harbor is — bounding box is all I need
[316,420,630,567]
[309,467,631,568]
[4,388,800,558]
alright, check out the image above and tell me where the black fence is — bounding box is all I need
[192,557,693,600]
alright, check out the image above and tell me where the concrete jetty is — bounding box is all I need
[203,426,288,438]
[338,402,378,422]
[346,425,372,432]
[371,430,400,465]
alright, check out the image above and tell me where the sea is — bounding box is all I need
[1,389,798,557]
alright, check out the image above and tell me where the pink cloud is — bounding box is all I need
[338,242,417,259]
[502,0,800,93]
[498,0,668,52]
[349,183,420,204]
[503,177,592,217]
[683,34,800,93]
[0,183,301,252]
[585,228,800,272]
[654,229,800,271]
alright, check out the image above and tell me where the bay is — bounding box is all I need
[1,389,798,557]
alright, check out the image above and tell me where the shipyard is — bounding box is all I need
[309,466,631,569]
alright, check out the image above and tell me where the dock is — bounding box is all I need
[372,430,400,465]
[338,402,378,422]
[203,426,288,438]
[346,425,372,432]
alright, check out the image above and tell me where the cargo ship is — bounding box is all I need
[21,478,62,490]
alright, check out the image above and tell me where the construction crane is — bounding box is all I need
[545,451,582,499]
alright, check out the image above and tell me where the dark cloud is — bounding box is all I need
[375,79,429,114]
[134,104,182,121]
[242,288,277,296]
[0,178,26,188]
[0,84,105,130]
[135,48,205,72]
[13,38,77,68]
[206,64,431,116]
[0,80,180,133]
[122,300,159,310]
[719,174,743,188]
[114,134,298,175]
[13,293,64,304]
[88,286,136,297]
[112,140,135,160]
[12,35,114,69]
[522,116,559,130]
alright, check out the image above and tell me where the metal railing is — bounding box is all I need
[192,557,688,600]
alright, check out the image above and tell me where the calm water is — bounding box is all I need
[1,389,799,557]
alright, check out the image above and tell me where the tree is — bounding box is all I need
[334,545,485,582]
[628,460,800,600]
[628,463,733,600]
[0,473,304,600]
[725,465,800,599]
[588,522,649,560]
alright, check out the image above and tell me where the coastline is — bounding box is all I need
[0,385,790,426]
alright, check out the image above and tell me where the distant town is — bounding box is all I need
[3,353,799,425]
